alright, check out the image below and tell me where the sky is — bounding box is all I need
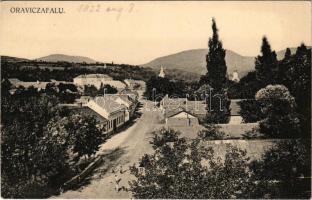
[0,1,311,65]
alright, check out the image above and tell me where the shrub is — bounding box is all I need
[255,85,300,138]
[239,99,265,123]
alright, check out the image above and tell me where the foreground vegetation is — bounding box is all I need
[1,89,104,198]
[130,129,311,199]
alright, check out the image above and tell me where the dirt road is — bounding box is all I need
[55,100,162,198]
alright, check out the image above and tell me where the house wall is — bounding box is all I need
[167,118,199,127]
[106,111,125,132]
[86,100,126,133]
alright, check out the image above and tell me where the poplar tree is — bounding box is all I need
[205,18,227,91]
[255,37,278,86]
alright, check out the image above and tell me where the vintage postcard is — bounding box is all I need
[0,1,311,199]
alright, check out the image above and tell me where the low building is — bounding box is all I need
[165,109,199,127]
[161,96,207,126]
[104,94,137,121]
[73,74,113,89]
[8,79,49,92]
[86,96,126,133]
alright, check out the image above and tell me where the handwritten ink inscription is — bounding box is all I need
[77,3,135,20]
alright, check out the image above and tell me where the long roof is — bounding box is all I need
[72,107,109,123]
[93,96,126,114]
[164,100,207,118]
[75,74,113,79]
[104,94,134,105]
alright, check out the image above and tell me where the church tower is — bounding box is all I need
[231,70,240,82]
[159,66,165,78]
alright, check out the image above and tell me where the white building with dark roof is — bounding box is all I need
[86,96,126,133]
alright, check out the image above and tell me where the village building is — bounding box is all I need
[104,94,137,121]
[8,78,49,92]
[86,96,127,133]
[73,74,113,88]
[73,74,126,91]
[160,96,207,127]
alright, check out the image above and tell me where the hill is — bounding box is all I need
[142,47,309,78]
[1,56,30,63]
[36,54,98,63]
[142,49,254,77]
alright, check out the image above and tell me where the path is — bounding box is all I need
[55,100,162,198]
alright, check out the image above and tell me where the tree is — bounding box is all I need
[84,85,98,97]
[249,140,311,198]
[65,114,104,159]
[98,83,118,95]
[205,89,231,124]
[238,99,265,123]
[1,94,69,198]
[255,37,278,86]
[1,78,12,97]
[144,76,185,101]
[129,128,253,198]
[286,44,311,137]
[204,18,227,91]
[255,85,300,138]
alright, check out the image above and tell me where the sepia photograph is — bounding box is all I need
[0,1,311,199]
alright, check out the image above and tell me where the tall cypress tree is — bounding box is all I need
[278,47,292,84]
[284,48,292,59]
[255,37,278,86]
[205,18,227,92]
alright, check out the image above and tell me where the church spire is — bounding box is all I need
[159,66,165,78]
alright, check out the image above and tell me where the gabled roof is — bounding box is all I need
[165,108,197,118]
[93,96,126,114]
[72,107,109,123]
[104,94,134,106]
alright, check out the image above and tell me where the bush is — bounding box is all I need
[239,99,265,123]
[256,85,300,138]
[198,124,225,140]
[249,140,311,198]
[129,128,252,199]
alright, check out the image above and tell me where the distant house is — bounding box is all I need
[161,96,207,126]
[8,79,49,92]
[165,108,199,127]
[86,96,127,133]
[73,74,113,89]
[73,74,127,91]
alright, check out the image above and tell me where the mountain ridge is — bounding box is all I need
[142,47,305,77]
[36,54,98,63]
